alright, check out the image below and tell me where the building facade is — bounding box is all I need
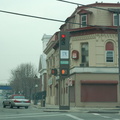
[44,3,120,107]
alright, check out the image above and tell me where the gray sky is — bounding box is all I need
[0,0,119,84]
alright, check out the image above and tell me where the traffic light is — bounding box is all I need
[60,68,69,76]
[51,68,57,76]
[61,34,66,45]
[59,31,70,78]
[59,31,70,50]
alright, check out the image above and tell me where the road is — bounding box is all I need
[0,100,120,120]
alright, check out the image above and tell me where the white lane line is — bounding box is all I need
[0,112,47,117]
[92,113,100,116]
[101,116,111,119]
[92,113,111,119]
[0,113,66,119]
[66,114,84,120]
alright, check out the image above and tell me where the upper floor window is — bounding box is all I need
[105,42,114,62]
[81,43,89,66]
[81,14,87,27]
[113,14,120,26]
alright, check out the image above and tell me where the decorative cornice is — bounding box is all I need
[70,67,118,74]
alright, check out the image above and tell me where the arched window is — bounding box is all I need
[105,42,114,62]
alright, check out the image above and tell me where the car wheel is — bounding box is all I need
[25,106,28,109]
[10,103,13,108]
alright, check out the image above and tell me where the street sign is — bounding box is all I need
[60,50,69,59]
[60,61,69,64]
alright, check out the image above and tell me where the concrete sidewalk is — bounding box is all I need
[33,103,120,113]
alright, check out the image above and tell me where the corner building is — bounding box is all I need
[44,3,120,107]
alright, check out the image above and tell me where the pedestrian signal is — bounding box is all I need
[61,69,68,76]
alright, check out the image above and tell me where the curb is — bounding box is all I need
[88,111,119,114]
[43,110,69,112]
[32,105,120,113]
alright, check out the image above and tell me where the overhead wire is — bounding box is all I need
[0,9,81,25]
[0,9,117,30]
[57,0,109,11]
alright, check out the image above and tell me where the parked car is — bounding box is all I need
[2,94,31,109]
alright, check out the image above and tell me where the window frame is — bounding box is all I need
[106,50,114,63]
[81,43,89,64]
[81,14,87,27]
[113,13,120,26]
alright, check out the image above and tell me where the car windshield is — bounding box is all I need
[13,96,25,99]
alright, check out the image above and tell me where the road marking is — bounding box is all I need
[0,113,84,120]
[92,113,112,119]
[0,112,47,117]
[92,113,100,116]
[0,113,66,119]
[101,115,111,119]
[66,114,84,120]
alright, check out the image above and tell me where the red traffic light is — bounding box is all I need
[61,34,66,38]
[61,34,66,45]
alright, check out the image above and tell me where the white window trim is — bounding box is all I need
[105,51,114,63]
[81,14,87,27]
[113,14,120,26]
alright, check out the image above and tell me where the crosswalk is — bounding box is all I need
[92,113,120,120]
[0,112,84,120]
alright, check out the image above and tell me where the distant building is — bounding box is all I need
[38,34,52,92]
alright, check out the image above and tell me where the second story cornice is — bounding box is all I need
[68,26,117,37]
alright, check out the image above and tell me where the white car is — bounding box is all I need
[3,94,31,109]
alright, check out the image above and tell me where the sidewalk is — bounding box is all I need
[33,103,120,113]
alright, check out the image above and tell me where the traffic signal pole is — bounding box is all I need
[108,8,120,106]
[59,31,70,110]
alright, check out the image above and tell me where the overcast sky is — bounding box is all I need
[0,0,119,84]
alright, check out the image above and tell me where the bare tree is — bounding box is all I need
[10,63,40,100]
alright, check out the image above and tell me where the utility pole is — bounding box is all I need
[115,9,120,106]
[116,10,120,106]
[107,8,120,106]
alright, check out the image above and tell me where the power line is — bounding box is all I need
[57,0,108,11]
[0,9,81,25]
[0,9,117,30]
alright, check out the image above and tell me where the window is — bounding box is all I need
[106,51,114,62]
[113,14,120,26]
[13,95,25,99]
[105,42,114,62]
[81,43,89,66]
[81,14,87,27]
